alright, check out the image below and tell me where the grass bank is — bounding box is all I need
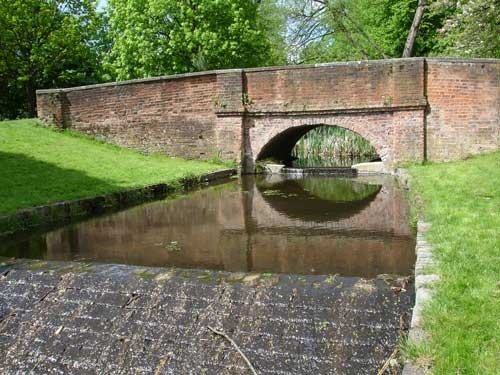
[0,119,224,215]
[406,152,499,374]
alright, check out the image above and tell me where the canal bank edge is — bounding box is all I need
[0,169,236,236]
[397,168,439,375]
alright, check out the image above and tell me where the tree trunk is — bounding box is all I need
[25,80,37,118]
[402,0,426,57]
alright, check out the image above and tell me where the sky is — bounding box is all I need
[97,0,107,11]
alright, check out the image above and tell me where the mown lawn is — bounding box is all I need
[0,119,224,214]
[406,152,499,374]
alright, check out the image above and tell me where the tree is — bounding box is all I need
[285,0,453,63]
[0,0,104,119]
[432,0,500,58]
[403,0,426,57]
[258,0,289,65]
[287,0,400,63]
[105,0,273,80]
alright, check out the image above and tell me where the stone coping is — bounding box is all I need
[401,220,438,375]
[397,169,439,375]
[0,169,236,236]
[36,58,499,94]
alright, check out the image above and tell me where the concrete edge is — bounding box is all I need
[36,57,499,94]
[397,168,438,375]
[351,161,390,175]
[0,169,236,236]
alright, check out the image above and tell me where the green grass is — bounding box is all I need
[0,119,224,214]
[406,152,499,374]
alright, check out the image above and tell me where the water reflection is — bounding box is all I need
[258,176,381,221]
[0,175,415,277]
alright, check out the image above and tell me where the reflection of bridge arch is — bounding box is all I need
[242,175,412,237]
[256,176,381,222]
[221,175,416,276]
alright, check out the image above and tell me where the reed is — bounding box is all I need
[292,126,377,159]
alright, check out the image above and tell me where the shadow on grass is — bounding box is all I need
[0,150,120,215]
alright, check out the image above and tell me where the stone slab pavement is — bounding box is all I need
[0,260,413,374]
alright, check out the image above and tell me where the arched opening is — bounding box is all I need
[257,124,380,168]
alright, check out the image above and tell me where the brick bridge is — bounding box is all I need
[37,58,499,172]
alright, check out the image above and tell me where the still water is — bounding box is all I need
[0,175,415,278]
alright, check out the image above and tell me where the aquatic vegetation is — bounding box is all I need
[292,126,378,166]
[298,178,381,202]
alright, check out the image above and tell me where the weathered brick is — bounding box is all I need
[36,58,499,169]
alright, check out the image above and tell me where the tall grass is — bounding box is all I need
[292,126,378,159]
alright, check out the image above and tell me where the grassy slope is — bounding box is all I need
[0,119,223,214]
[406,152,499,374]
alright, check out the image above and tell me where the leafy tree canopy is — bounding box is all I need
[432,0,500,58]
[286,0,499,63]
[105,0,274,80]
[0,0,105,118]
[289,0,448,63]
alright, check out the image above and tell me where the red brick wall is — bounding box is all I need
[36,58,499,169]
[240,59,428,170]
[244,59,426,112]
[38,73,221,159]
[426,59,499,160]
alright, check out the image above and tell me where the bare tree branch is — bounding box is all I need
[286,0,388,62]
[207,326,258,375]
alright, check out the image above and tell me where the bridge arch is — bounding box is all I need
[246,113,394,171]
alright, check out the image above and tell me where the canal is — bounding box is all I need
[0,175,415,278]
[0,174,416,374]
